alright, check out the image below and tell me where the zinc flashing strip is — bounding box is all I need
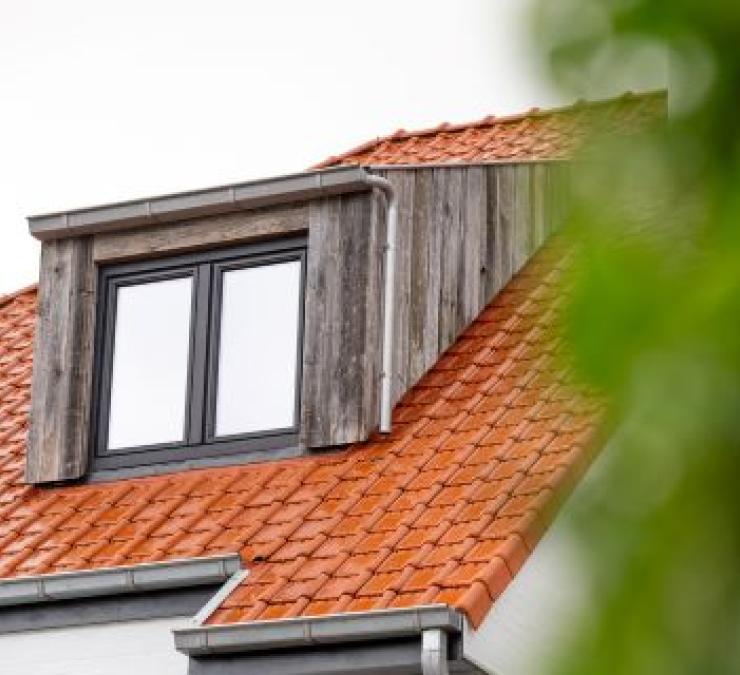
[28,166,372,241]
[190,568,250,627]
[0,554,242,607]
[174,604,464,656]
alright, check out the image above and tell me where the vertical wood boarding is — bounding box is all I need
[300,192,381,448]
[379,162,566,407]
[27,238,96,483]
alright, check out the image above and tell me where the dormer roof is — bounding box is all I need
[316,90,664,168]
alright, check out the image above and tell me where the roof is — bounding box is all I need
[315,91,665,168]
[0,94,644,631]
[0,241,598,629]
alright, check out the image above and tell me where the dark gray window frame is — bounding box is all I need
[91,235,307,472]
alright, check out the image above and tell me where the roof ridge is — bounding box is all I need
[312,89,666,169]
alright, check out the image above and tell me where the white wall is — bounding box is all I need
[462,452,610,675]
[0,616,190,675]
[463,523,587,675]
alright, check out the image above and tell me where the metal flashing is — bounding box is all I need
[28,166,372,241]
[0,554,242,607]
[174,604,464,656]
[190,568,250,627]
[185,638,482,675]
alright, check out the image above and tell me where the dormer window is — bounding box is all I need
[26,167,388,485]
[93,237,306,471]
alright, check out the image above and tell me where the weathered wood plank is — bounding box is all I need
[408,168,435,387]
[337,192,371,437]
[460,166,487,327]
[494,165,516,294]
[533,164,548,247]
[301,198,338,447]
[300,192,380,448]
[361,190,384,436]
[27,238,96,483]
[93,204,309,263]
[513,164,534,272]
[548,161,571,234]
[484,167,499,300]
[437,168,464,352]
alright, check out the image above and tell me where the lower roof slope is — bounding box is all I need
[0,241,598,628]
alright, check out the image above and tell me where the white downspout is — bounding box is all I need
[363,174,398,434]
[421,628,450,675]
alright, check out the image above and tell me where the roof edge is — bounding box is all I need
[0,283,38,310]
[174,604,464,656]
[0,553,242,607]
[27,166,372,241]
[366,158,568,171]
[313,89,667,169]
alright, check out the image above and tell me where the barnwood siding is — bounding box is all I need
[26,162,569,482]
[300,193,382,447]
[27,237,96,483]
[375,162,570,405]
[92,204,309,263]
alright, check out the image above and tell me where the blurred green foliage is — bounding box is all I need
[532,1,740,673]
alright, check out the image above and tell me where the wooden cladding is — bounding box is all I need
[377,163,570,406]
[26,162,569,483]
[300,193,382,448]
[27,238,96,483]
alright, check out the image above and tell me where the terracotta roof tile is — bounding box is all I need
[0,236,599,629]
[315,91,665,169]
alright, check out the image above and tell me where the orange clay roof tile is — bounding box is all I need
[0,134,605,632]
[315,91,665,169]
[0,239,594,623]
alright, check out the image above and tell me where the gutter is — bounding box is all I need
[28,166,372,241]
[0,554,241,606]
[174,604,463,657]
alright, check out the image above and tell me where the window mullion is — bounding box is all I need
[186,263,212,445]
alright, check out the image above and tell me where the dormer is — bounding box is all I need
[26,162,570,484]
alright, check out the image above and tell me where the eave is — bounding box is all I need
[27,166,372,240]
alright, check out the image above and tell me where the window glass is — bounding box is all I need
[215,260,301,437]
[107,276,193,449]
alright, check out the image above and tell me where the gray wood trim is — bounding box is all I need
[92,204,309,263]
[27,237,96,483]
[300,192,381,448]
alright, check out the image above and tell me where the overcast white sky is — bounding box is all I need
[0,0,565,294]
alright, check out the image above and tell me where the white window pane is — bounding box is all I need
[216,260,301,437]
[107,276,193,450]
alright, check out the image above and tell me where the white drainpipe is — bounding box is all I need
[421,628,450,675]
[363,174,398,434]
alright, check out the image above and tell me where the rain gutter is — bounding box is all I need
[0,554,241,606]
[174,604,463,657]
